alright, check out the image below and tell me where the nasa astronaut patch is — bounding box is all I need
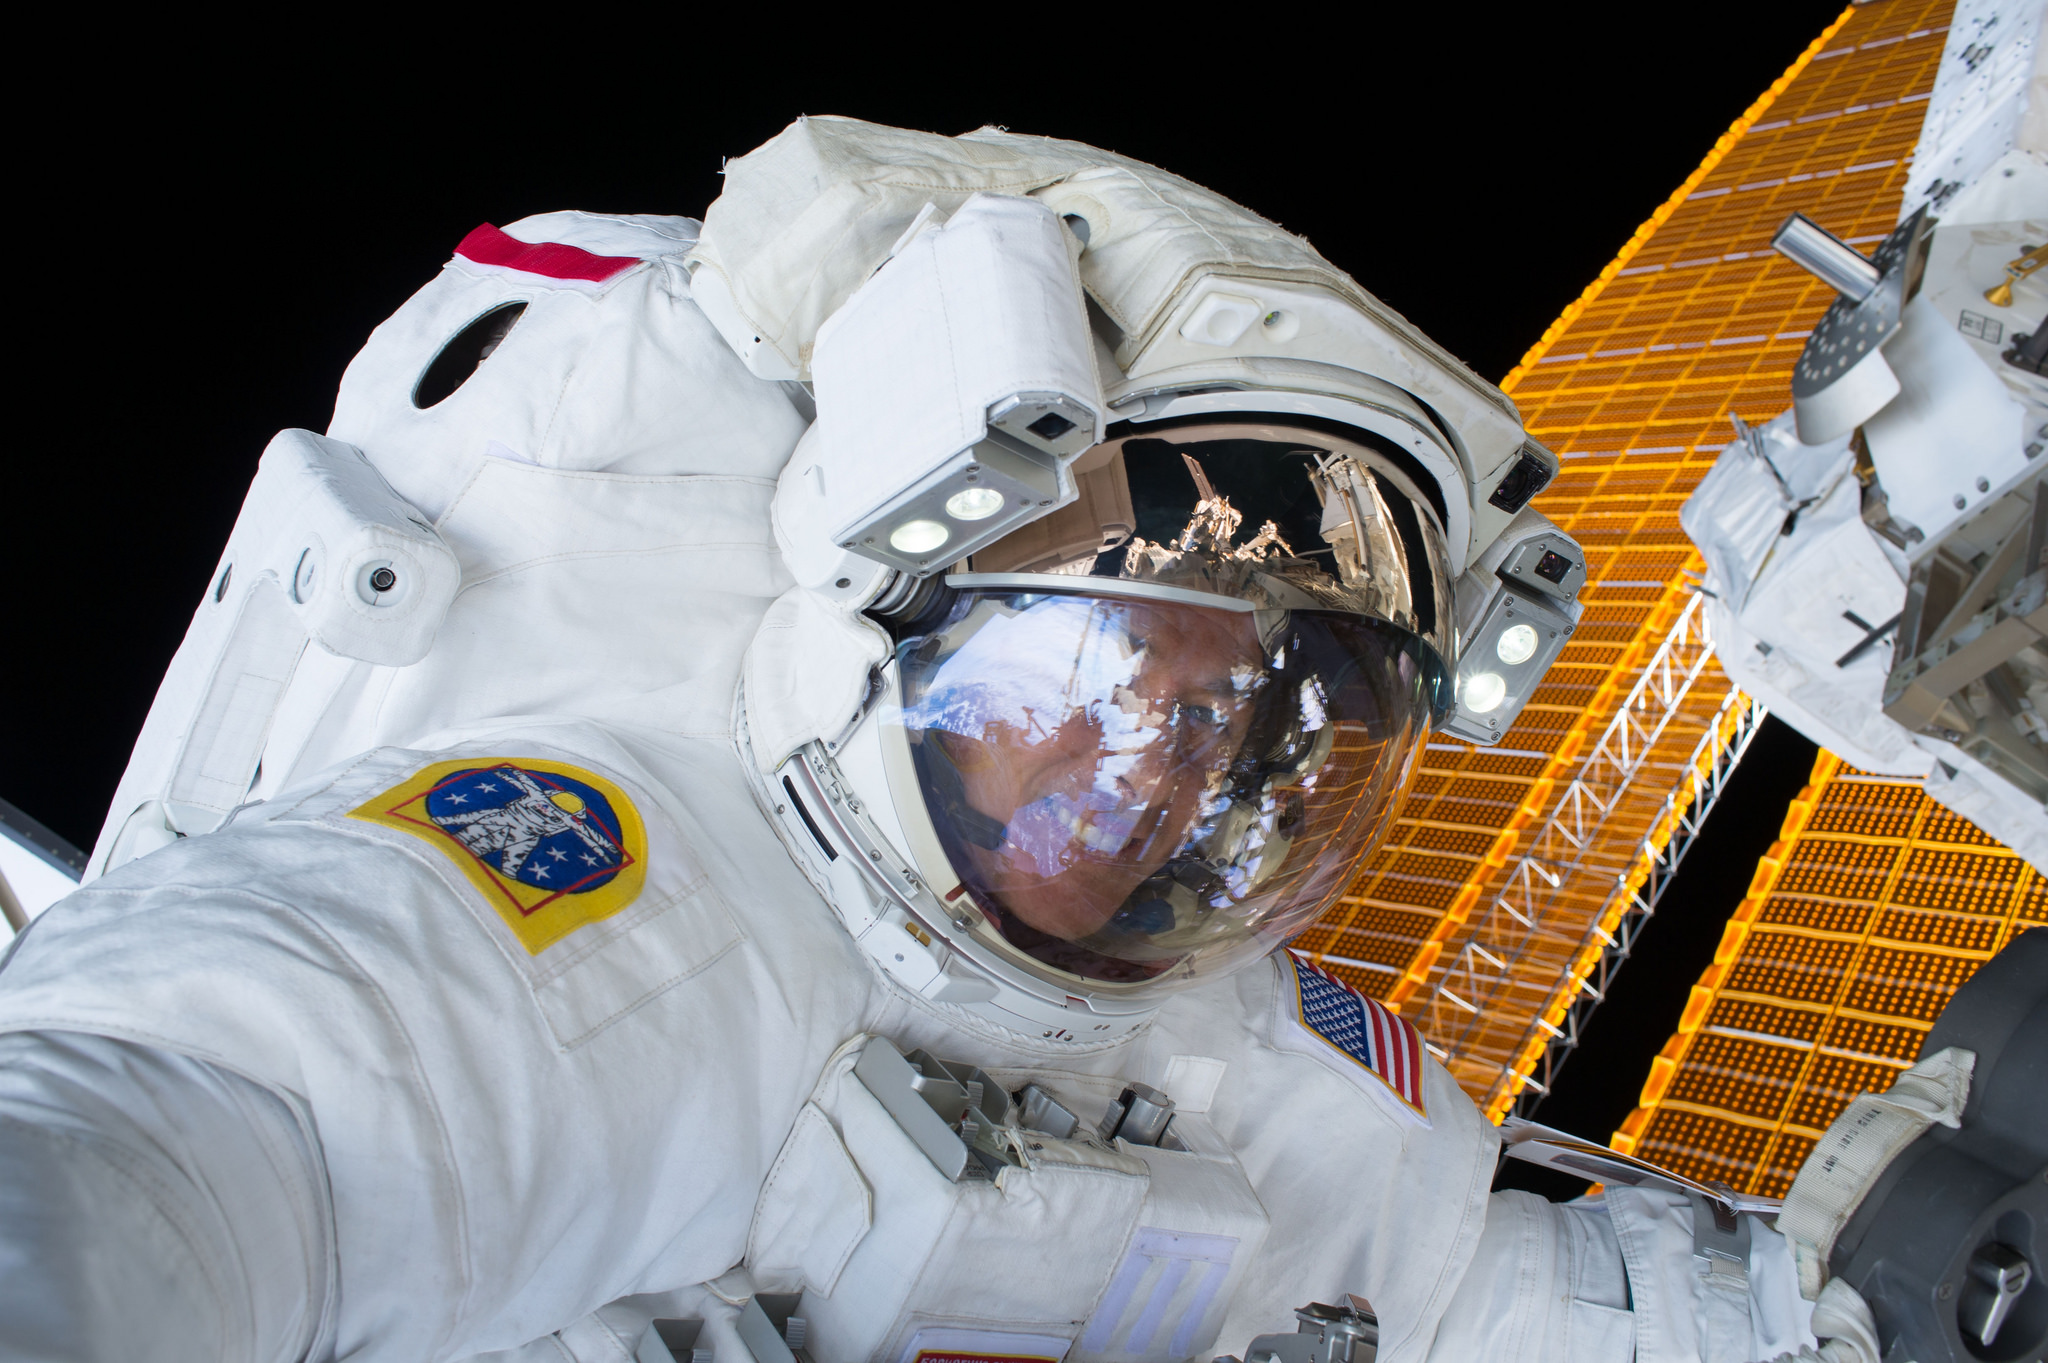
[1278,954,1430,1125]
[350,758,647,955]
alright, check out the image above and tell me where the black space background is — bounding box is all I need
[6,10,1843,1159]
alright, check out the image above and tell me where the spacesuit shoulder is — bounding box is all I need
[0,721,876,1355]
[327,210,808,527]
[1262,952,1436,1127]
[5,725,723,1057]
[1146,955,1497,1362]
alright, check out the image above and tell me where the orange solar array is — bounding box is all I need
[1300,0,1959,1118]
[1614,754,2045,1195]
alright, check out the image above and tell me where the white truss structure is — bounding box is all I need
[1504,688,1766,1117]
[1418,592,1762,1114]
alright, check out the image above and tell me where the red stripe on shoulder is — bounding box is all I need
[1364,994,1423,1106]
[453,223,641,284]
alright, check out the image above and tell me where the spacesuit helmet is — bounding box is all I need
[865,411,1452,997]
[708,119,1583,1031]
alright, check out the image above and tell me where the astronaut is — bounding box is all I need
[0,118,1908,1363]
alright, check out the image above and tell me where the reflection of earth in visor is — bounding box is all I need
[895,590,1441,988]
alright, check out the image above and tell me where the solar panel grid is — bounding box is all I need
[1789,1053,1904,1126]
[1617,753,2045,1195]
[1762,1134,1820,1191]
[1666,1033,1808,1114]
[1640,1106,1776,1188]
[1821,1013,1924,1062]
[1302,1,1959,1120]
[1759,894,1876,934]
[1726,933,1860,1003]
[1707,995,1827,1044]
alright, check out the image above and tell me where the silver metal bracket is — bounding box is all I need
[853,1036,1023,1181]
[1499,1119,1781,1216]
[1221,1297,1379,1363]
[1689,1187,1752,1284]
[638,1319,711,1363]
[1098,1082,1176,1146]
[1961,1242,2034,1349]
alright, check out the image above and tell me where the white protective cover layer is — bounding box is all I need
[84,209,813,874]
[1679,418,1926,773]
[0,1032,335,1362]
[1775,1047,1975,1299]
[1685,6,2048,867]
[1872,1,2048,553]
[327,212,775,523]
[1897,0,2047,221]
[747,1039,1270,1363]
[686,116,1533,571]
[742,582,890,774]
[806,194,1103,546]
[0,715,1502,1361]
[1603,1189,1818,1363]
[1861,295,2031,548]
[1682,419,1919,773]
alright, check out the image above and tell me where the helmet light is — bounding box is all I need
[1461,671,1508,714]
[889,519,951,554]
[1496,623,1539,665]
[945,487,1007,521]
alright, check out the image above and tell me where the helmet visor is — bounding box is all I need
[959,423,1458,677]
[889,586,1438,992]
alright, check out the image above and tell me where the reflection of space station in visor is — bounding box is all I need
[1294,0,2048,1198]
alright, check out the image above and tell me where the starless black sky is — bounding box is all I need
[7,10,1848,1131]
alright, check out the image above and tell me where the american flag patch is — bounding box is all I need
[1287,954,1428,1121]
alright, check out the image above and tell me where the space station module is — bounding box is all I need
[0,115,1941,1363]
[1683,0,2048,866]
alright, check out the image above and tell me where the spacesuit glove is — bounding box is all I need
[1752,1279,1882,1363]
[1773,1046,1974,1299]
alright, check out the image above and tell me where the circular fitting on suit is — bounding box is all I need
[357,561,408,606]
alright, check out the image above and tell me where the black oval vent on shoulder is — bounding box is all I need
[412,301,527,410]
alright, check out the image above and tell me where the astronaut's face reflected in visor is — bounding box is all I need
[890,589,1440,991]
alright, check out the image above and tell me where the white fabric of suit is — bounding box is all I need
[0,209,1813,1363]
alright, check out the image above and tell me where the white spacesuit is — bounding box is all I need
[0,118,1888,1363]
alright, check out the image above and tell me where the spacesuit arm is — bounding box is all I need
[1421,1188,1635,1361]
[1423,1186,1827,1363]
[0,1030,331,1363]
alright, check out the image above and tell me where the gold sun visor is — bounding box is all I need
[887,587,1436,993]
[869,419,1455,997]
[950,420,1457,684]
